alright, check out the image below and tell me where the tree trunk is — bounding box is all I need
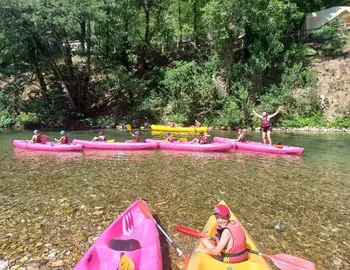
[178,0,182,47]
[80,21,86,53]
[193,0,198,49]
[49,58,78,111]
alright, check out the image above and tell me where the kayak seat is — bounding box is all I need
[108,238,141,251]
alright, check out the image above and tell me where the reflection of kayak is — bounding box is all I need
[75,200,162,270]
[151,124,208,133]
[186,200,272,270]
[72,139,158,150]
[213,137,304,155]
[12,140,83,151]
[145,139,232,152]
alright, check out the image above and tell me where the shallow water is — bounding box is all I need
[0,129,349,269]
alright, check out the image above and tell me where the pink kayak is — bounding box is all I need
[75,200,162,270]
[72,139,158,150]
[12,140,83,151]
[213,137,304,155]
[145,139,232,152]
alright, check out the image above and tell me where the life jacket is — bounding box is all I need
[133,134,141,142]
[261,116,271,128]
[62,134,69,144]
[34,134,42,143]
[215,220,248,263]
[167,135,175,142]
[199,135,209,144]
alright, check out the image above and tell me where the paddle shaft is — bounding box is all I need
[152,220,184,256]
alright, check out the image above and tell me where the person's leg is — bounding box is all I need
[267,126,272,145]
[267,131,272,145]
[262,131,267,144]
[202,238,216,249]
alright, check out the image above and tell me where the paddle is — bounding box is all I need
[179,138,188,142]
[174,224,315,270]
[119,253,135,270]
[126,124,132,133]
[139,200,189,266]
[107,139,116,143]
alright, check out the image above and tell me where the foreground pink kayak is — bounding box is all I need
[213,137,304,155]
[13,140,83,151]
[75,200,162,270]
[145,139,232,152]
[72,139,158,150]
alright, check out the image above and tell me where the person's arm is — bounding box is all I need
[268,108,280,119]
[195,229,231,256]
[252,109,262,118]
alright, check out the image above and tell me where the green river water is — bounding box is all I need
[0,129,349,270]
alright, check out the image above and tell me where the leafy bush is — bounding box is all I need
[0,110,15,127]
[16,112,39,125]
[282,112,327,127]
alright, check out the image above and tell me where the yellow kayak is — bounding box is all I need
[151,125,208,133]
[186,201,272,270]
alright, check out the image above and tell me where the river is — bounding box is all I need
[0,129,349,269]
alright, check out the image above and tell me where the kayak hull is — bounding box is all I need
[12,140,83,151]
[151,125,208,133]
[75,200,162,270]
[145,139,232,152]
[186,200,272,270]
[213,137,304,155]
[72,139,158,150]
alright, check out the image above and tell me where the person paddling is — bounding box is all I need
[195,205,248,263]
[30,130,42,143]
[92,131,107,142]
[125,131,142,143]
[55,130,69,144]
[252,108,280,145]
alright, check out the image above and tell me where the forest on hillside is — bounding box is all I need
[0,0,349,129]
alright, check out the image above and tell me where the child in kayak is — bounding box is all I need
[125,131,142,143]
[168,120,175,127]
[30,130,42,143]
[233,128,246,143]
[195,119,201,127]
[195,204,248,263]
[252,108,280,145]
[190,130,210,144]
[164,132,176,143]
[92,131,107,142]
[55,130,69,144]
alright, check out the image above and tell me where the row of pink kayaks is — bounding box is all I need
[12,137,304,155]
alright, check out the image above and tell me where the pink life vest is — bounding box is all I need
[215,220,248,263]
[261,116,271,128]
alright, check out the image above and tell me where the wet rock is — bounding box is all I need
[0,260,9,270]
[275,223,285,233]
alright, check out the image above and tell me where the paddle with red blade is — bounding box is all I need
[174,224,315,270]
[139,201,189,266]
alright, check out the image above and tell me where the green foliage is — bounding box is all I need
[0,0,348,128]
[16,112,39,125]
[282,112,327,127]
[0,110,15,127]
[313,20,348,56]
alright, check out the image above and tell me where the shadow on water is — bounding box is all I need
[153,214,173,270]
